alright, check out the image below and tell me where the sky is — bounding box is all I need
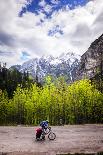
[0,0,103,67]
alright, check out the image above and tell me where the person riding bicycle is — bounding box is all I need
[36,120,56,140]
[36,120,49,140]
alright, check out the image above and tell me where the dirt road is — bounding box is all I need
[0,124,103,155]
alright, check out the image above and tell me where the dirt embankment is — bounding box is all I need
[0,124,103,155]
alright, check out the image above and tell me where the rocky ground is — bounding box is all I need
[0,124,103,155]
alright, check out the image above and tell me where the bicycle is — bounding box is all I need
[36,126,56,141]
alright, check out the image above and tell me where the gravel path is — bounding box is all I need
[0,124,103,155]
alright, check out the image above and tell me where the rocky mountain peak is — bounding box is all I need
[10,52,80,82]
[9,34,103,84]
[76,33,103,80]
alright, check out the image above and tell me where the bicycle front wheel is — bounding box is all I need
[48,132,56,140]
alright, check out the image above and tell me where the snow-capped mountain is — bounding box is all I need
[10,34,103,84]
[10,52,80,82]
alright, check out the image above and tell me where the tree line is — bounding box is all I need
[0,63,42,98]
[0,74,103,125]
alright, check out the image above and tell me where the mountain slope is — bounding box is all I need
[10,52,80,82]
[76,34,103,80]
[10,34,103,84]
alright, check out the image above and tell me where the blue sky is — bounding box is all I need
[19,0,89,44]
[20,51,30,60]
[18,0,90,41]
[20,0,88,18]
[0,0,103,67]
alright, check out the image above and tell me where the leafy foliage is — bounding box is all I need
[0,76,103,125]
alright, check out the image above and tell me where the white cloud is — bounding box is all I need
[51,0,60,5]
[39,0,46,7]
[39,0,53,14]
[0,0,103,67]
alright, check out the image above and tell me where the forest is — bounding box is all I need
[0,63,103,125]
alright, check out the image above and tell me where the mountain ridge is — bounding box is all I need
[76,33,103,80]
[10,33,103,83]
[10,52,80,82]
